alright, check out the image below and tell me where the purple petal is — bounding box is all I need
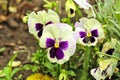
[45,21,53,26]
[79,31,86,38]
[91,29,98,37]
[49,47,64,60]
[83,37,95,43]
[83,37,90,43]
[35,23,43,31]
[46,38,55,48]
[56,48,64,60]
[37,30,43,37]
[49,47,56,58]
[90,37,95,43]
[59,41,68,50]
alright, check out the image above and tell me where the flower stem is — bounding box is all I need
[56,0,61,15]
[59,0,61,15]
[80,46,91,80]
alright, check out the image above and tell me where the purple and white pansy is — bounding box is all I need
[40,23,76,64]
[75,18,104,46]
[28,9,60,39]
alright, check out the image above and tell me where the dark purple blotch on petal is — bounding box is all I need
[90,37,95,43]
[49,47,64,60]
[59,41,68,50]
[37,30,43,37]
[83,37,90,43]
[35,23,43,31]
[70,8,74,14]
[50,47,56,58]
[46,38,55,48]
[79,31,86,38]
[91,29,98,37]
[45,21,53,26]
[106,48,115,55]
[83,37,95,43]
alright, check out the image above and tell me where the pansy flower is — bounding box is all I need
[39,23,76,64]
[28,9,60,39]
[91,58,118,80]
[75,18,104,46]
[91,39,120,80]
[65,0,76,17]
[73,0,96,18]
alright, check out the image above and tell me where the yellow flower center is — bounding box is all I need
[54,40,59,48]
[87,31,91,37]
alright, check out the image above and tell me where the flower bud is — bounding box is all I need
[65,0,76,17]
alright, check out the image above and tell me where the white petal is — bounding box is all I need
[74,0,91,9]
[55,23,73,38]
[62,34,76,56]
[75,18,88,31]
[97,28,105,39]
[43,23,73,39]
[90,68,106,80]
[46,9,60,23]
[84,18,101,30]
[72,32,79,42]
[36,10,47,23]
[42,24,61,39]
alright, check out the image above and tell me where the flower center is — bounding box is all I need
[54,40,59,48]
[87,31,91,37]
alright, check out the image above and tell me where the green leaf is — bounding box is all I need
[44,62,55,71]
[22,64,39,72]
[11,68,22,77]
[117,72,120,77]
[67,70,76,76]
[44,62,58,76]
[31,50,44,63]
[0,78,6,80]
[3,67,11,80]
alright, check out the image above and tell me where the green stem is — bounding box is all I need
[57,64,62,80]
[97,52,120,60]
[80,46,91,80]
[59,0,61,15]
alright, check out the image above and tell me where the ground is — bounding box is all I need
[0,0,42,79]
